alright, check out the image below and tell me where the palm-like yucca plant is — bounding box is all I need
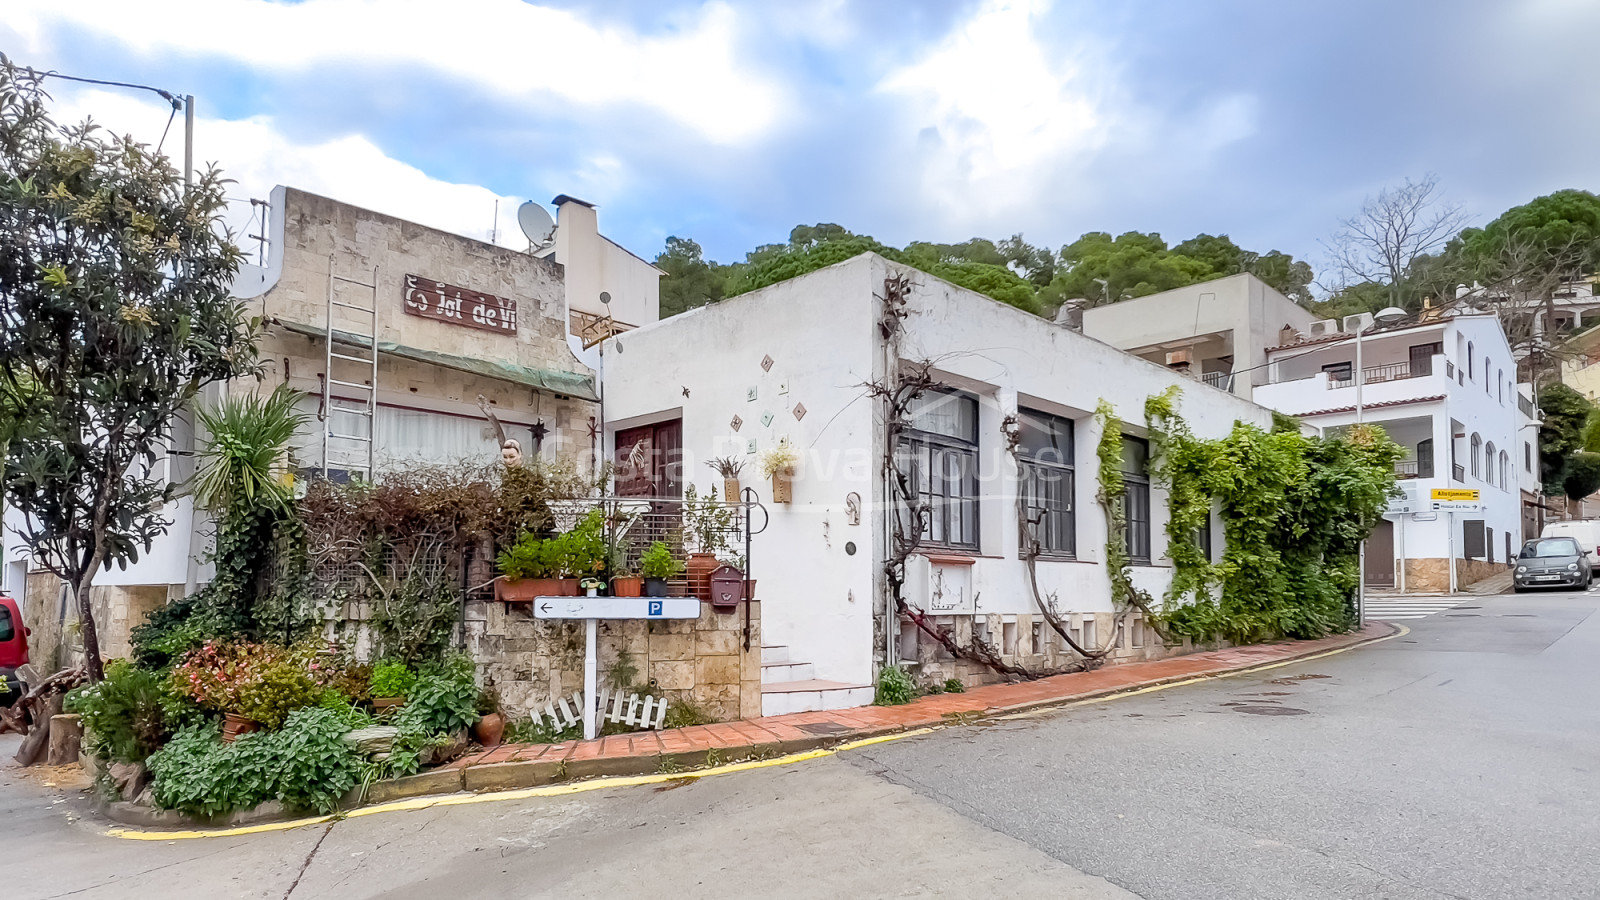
[191,384,308,514]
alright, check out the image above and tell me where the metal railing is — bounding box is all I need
[1394,459,1434,479]
[1200,371,1233,393]
[1327,360,1422,387]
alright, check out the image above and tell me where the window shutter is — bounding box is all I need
[1463,520,1486,559]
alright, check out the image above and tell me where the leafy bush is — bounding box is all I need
[874,665,917,706]
[147,706,363,817]
[505,716,580,745]
[662,700,715,729]
[640,541,683,580]
[369,661,417,699]
[235,654,320,730]
[65,661,171,764]
[170,641,278,713]
[498,509,609,580]
[943,677,966,694]
[393,655,478,736]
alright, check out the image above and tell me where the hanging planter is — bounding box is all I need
[758,439,799,505]
[708,455,746,505]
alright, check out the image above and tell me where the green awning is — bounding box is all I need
[274,319,599,402]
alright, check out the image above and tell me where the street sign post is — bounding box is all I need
[534,595,701,739]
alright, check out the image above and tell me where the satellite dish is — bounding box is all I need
[599,291,611,305]
[517,201,555,246]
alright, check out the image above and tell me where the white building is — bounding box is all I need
[601,252,1275,713]
[1079,273,1320,401]
[1253,312,1538,592]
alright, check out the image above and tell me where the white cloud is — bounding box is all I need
[8,0,782,144]
[878,0,1107,211]
[50,87,537,251]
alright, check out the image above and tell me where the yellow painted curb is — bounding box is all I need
[103,625,1398,840]
[105,727,938,841]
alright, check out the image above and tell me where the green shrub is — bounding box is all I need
[874,665,917,706]
[504,715,581,745]
[497,510,608,580]
[662,700,714,729]
[147,706,363,817]
[65,661,171,764]
[394,655,478,735]
[943,677,966,694]
[235,654,321,729]
[640,541,683,579]
[368,661,416,699]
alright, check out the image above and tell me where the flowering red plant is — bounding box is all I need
[171,641,290,713]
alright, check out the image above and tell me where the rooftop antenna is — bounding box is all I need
[517,200,556,252]
[491,198,499,245]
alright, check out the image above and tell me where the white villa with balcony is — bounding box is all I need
[1254,312,1538,592]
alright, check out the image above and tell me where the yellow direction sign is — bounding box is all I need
[1431,488,1480,501]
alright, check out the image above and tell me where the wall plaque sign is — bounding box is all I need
[403,274,517,334]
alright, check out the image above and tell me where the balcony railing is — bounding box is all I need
[1519,395,1536,417]
[1326,360,1422,387]
[1200,371,1233,393]
[1394,459,1434,479]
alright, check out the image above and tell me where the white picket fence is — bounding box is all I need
[536,688,669,732]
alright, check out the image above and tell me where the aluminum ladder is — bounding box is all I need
[321,256,380,481]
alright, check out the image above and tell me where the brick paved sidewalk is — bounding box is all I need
[377,623,1393,802]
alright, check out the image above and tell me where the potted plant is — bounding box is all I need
[369,660,416,712]
[640,541,683,598]
[169,640,270,742]
[708,455,745,503]
[609,534,643,597]
[472,687,506,748]
[758,438,799,503]
[682,485,736,600]
[494,531,565,601]
[552,509,608,595]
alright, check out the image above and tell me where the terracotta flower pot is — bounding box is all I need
[743,578,757,601]
[473,712,506,748]
[612,576,643,597]
[495,576,566,603]
[557,578,582,597]
[685,552,719,601]
[221,712,259,743]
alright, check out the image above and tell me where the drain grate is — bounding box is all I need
[796,722,852,736]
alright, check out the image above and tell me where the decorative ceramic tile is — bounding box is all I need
[792,402,807,421]
[746,439,758,454]
[761,410,775,427]
[760,354,774,372]
[779,379,790,395]
[747,385,758,401]
[730,414,743,432]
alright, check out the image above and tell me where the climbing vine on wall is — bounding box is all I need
[1093,400,1164,633]
[1138,390,1404,644]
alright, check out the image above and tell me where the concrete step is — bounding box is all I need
[760,645,789,665]
[760,680,875,716]
[761,661,815,684]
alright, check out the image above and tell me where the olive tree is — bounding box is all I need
[0,65,258,681]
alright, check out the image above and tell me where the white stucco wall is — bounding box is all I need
[544,198,662,329]
[603,253,1277,686]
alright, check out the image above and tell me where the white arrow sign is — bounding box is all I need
[533,596,701,620]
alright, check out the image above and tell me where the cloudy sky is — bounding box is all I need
[6,0,1598,273]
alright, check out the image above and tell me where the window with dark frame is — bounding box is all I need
[1194,511,1213,563]
[1322,361,1353,383]
[1121,435,1152,565]
[897,388,980,550]
[1017,408,1075,558]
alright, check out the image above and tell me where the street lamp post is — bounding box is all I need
[1355,307,1409,626]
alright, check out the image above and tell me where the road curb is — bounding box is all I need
[98,623,1399,837]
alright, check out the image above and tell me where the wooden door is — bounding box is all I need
[1365,519,1395,586]
[614,419,683,499]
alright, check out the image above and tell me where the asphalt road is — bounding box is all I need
[7,590,1597,899]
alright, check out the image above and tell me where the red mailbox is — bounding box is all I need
[708,565,745,611]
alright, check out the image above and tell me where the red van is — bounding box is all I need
[0,592,28,703]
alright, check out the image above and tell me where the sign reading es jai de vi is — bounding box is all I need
[1431,488,1480,501]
